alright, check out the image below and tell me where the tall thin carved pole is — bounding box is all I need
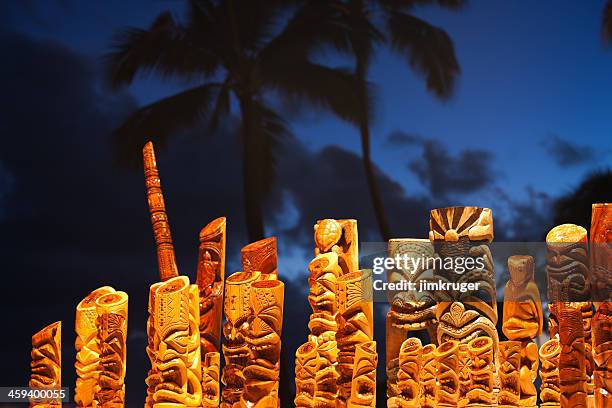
[143,141,178,281]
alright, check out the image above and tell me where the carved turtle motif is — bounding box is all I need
[314,219,342,252]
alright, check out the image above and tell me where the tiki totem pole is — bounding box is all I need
[241,237,278,280]
[94,291,128,407]
[241,279,285,408]
[335,269,376,408]
[546,223,592,403]
[539,338,561,407]
[392,337,422,408]
[434,340,460,407]
[466,336,495,406]
[197,217,226,406]
[498,341,521,407]
[146,276,202,407]
[295,341,318,407]
[590,203,612,408]
[502,255,542,408]
[429,207,498,347]
[145,281,162,408]
[295,252,342,407]
[386,239,437,402]
[30,321,62,407]
[419,344,437,408]
[222,271,261,408]
[75,286,116,407]
[143,141,178,282]
[294,219,358,407]
[558,305,588,407]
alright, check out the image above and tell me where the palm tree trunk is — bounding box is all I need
[238,96,265,242]
[356,65,392,241]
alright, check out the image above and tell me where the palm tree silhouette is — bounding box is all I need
[322,0,465,240]
[105,0,362,241]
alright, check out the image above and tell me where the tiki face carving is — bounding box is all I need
[197,217,226,354]
[419,344,437,408]
[429,207,498,346]
[396,338,422,406]
[590,203,612,303]
[466,337,494,405]
[242,279,285,407]
[30,321,62,391]
[539,338,561,405]
[95,291,128,407]
[75,286,115,407]
[546,224,590,303]
[434,340,460,406]
[349,341,377,408]
[314,219,358,275]
[295,341,318,407]
[558,305,588,408]
[308,252,341,335]
[387,239,437,330]
[223,271,260,363]
[498,341,521,406]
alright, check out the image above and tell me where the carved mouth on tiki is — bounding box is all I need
[243,364,277,381]
[503,317,540,337]
[248,333,280,351]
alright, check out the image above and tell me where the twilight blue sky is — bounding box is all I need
[6,0,611,205]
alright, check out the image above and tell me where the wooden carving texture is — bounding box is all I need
[466,336,494,406]
[75,286,116,407]
[502,255,541,408]
[386,239,437,404]
[295,341,318,407]
[197,217,226,407]
[498,341,521,407]
[295,252,342,408]
[145,281,162,408]
[349,340,377,408]
[94,291,128,407]
[314,219,358,276]
[558,305,588,408]
[241,237,278,280]
[434,340,460,407]
[30,321,62,407]
[143,141,178,281]
[539,338,561,407]
[592,302,612,408]
[240,280,285,408]
[335,270,375,407]
[146,276,202,407]
[546,223,594,399]
[429,207,498,348]
[457,344,469,408]
[392,337,422,408]
[222,271,261,408]
[590,203,612,408]
[419,344,437,408]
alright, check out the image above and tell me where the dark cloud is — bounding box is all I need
[408,139,496,198]
[385,130,423,147]
[541,134,598,166]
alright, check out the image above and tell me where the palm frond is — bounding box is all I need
[258,0,352,64]
[603,0,612,45]
[260,60,366,125]
[104,11,220,89]
[378,0,466,11]
[386,11,459,99]
[112,83,221,166]
[343,0,385,66]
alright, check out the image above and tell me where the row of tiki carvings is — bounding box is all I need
[27,141,610,407]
